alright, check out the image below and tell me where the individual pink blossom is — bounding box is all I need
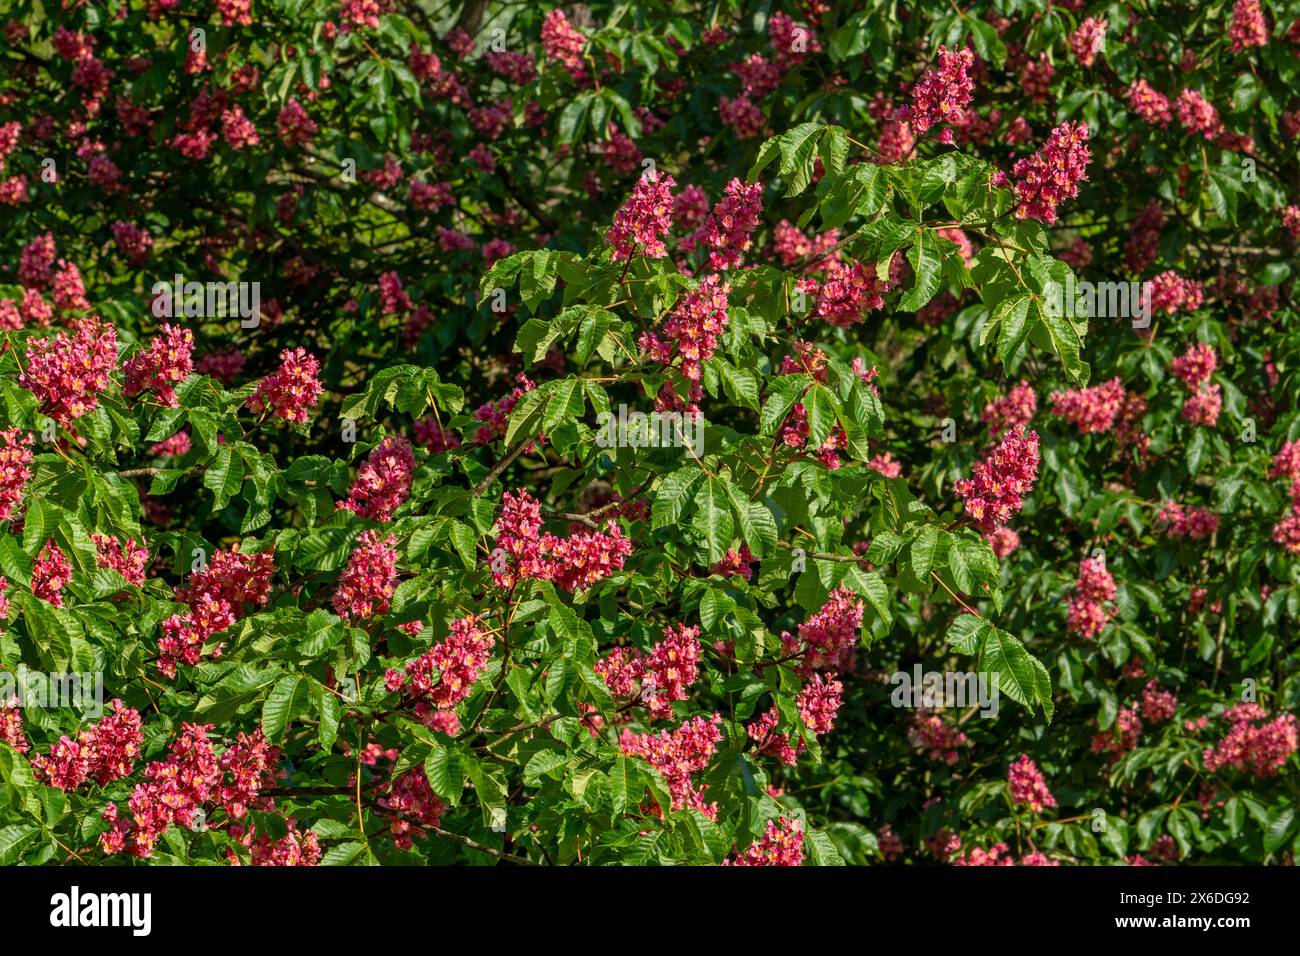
[19,232,57,289]
[1270,441,1300,481]
[158,549,276,677]
[221,106,259,149]
[1125,202,1164,272]
[1008,754,1056,813]
[339,436,415,521]
[812,260,891,326]
[247,348,323,425]
[1011,122,1091,225]
[986,527,1021,558]
[1092,704,1143,756]
[953,425,1040,533]
[332,531,399,622]
[377,768,446,850]
[768,11,819,69]
[1150,270,1204,314]
[1181,383,1222,427]
[110,221,153,264]
[197,349,245,384]
[868,452,902,478]
[718,94,766,139]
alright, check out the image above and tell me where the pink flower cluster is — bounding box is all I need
[791,584,864,671]
[1126,79,1172,127]
[332,531,399,622]
[123,324,194,407]
[607,171,676,261]
[953,425,1040,533]
[247,348,323,425]
[32,700,143,790]
[797,671,844,736]
[1141,680,1178,723]
[683,178,764,271]
[723,816,804,866]
[954,843,1059,866]
[100,723,220,858]
[1150,270,1204,314]
[982,381,1037,436]
[541,9,587,80]
[1069,18,1107,66]
[19,317,119,425]
[0,428,34,522]
[905,45,975,137]
[1007,754,1056,813]
[33,540,72,605]
[93,534,149,586]
[1228,0,1269,52]
[640,273,730,381]
[1201,704,1298,777]
[1175,89,1222,139]
[1049,377,1126,434]
[473,373,537,446]
[386,614,495,713]
[1170,343,1221,427]
[908,711,970,764]
[1156,501,1219,540]
[1011,122,1091,225]
[1092,704,1143,757]
[595,623,701,719]
[377,768,447,850]
[1066,555,1116,639]
[158,548,276,677]
[491,489,632,592]
[806,257,897,328]
[339,436,415,521]
[620,713,723,817]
